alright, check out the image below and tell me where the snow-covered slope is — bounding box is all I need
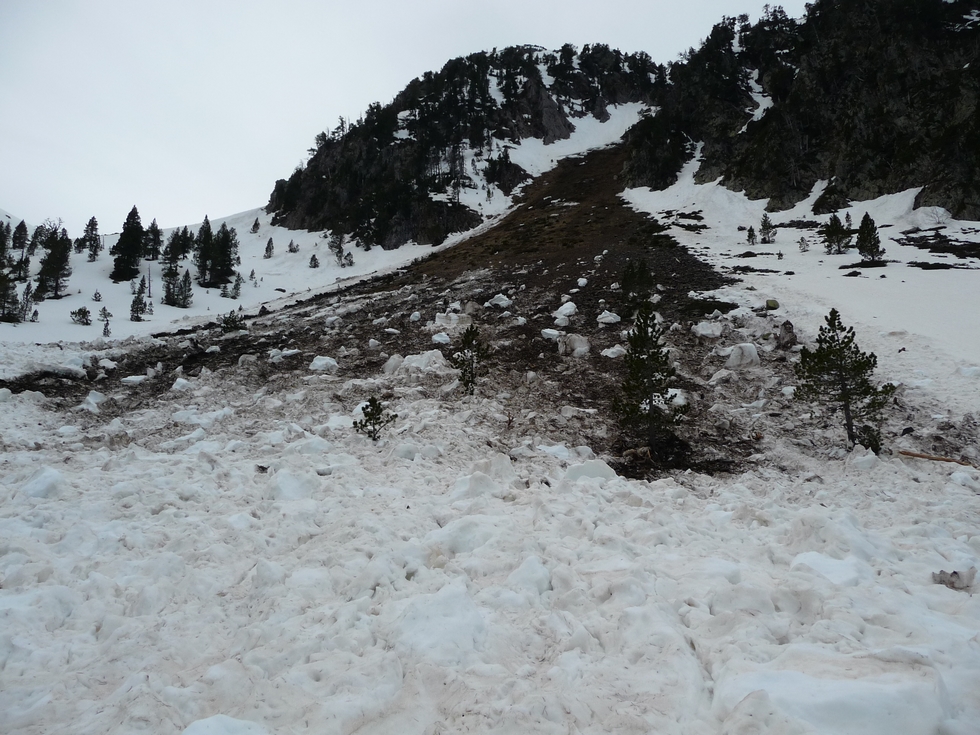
[622,147,980,418]
[2,133,980,735]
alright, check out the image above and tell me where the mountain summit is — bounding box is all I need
[268,0,980,251]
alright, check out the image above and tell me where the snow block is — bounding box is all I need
[309,355,339,373]
[269,470,318,501]
[791,552,873,586]
[558,333,590,357]
[452,471,505,500]
[0,387,11,402]
[725,343,761,369]
[507,556,552,596]
[21,467,64,499]
[949,471,980,492]
[847,447,880,471]
[79,390,107,413]
[597,310,621,324]
[564,459,618,484]
[692,320,724,339]
[395,582,486,666]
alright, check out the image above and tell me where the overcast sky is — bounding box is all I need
[0,0,809,235]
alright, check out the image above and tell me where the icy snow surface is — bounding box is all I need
[3,133,980,734]
[2,338,980,734]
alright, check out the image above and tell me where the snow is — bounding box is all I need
[3,129,980,735]
[622,145,980,418]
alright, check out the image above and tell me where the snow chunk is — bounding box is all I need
[791,552,874,586]
[269,470,319,501]
[725,343,761,369]
[596,310,621,324]
[564,460,617,484]
[309,355,339,373]
[120,374,147,385]
[0,387,10,402]
[485,293,513,308]
[541,328,562,341]
[21,467,64,499]
[601,344,627,358]
[451,471,505,500]
[181,714,270,735]
[692,320,724,339]
[949,471,980,492]
[78,390,107,413]
[397,350,450,373]
[171,378,193,392]
[558,333,590,357]
[847,446,881,471]
[396,581,486,666]
[432,332,451,344]
[507,556,552,596]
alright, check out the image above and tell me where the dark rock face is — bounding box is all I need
[625,0,980,219]
[268,44,661,249]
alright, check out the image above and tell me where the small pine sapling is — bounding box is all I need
[250,217,260,234]
[220,310,246,332]
[821,214,852,254]
[353,396,397,441]
[746,226,757,247]
[798,237,809,252]
[309,253,319,268]
[288,239,299,253]
[759,213,776,244]
[92,290,102,302]
[70,306,92,325]
[794,308,896,452]
[613,303,689,463]
[855,212,885,263]
[264,238,274,259]
[449,324,489,395]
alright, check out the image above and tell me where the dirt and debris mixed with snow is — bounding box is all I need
[2,138,980,735]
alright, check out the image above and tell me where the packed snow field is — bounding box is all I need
[3,133,980,733]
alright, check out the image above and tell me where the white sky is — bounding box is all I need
[0,0,808,235]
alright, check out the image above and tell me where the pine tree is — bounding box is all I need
[746,226,757,247]
[821,213,852,255]
[264,238,274,258]
[794,308,896,452]
[612,303,688,460]
[99,307,113,337]
[855,212,885,263]
[130,276,147,321]
[0,270,20,322]
[70,306,92,325]
[250,217,260,233]
[19,281,34,322]
[230,272,243,299]
[93,289,102,302]
[309,253,319,268]
[110,206,144,282]
[759,213,776,244]
[0,221,11,267]
[210,222,239,285]
[143,218,163,260]
[162,262,180,306]
[287,239,299,253]
[177,269,194,308]
[327,234,345,266]
[194,216,214,285]
[448,324,488,395]
[11,220,29,280]
[82,216,101,261]
[353,396,397,441]
[36,225,73,299]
